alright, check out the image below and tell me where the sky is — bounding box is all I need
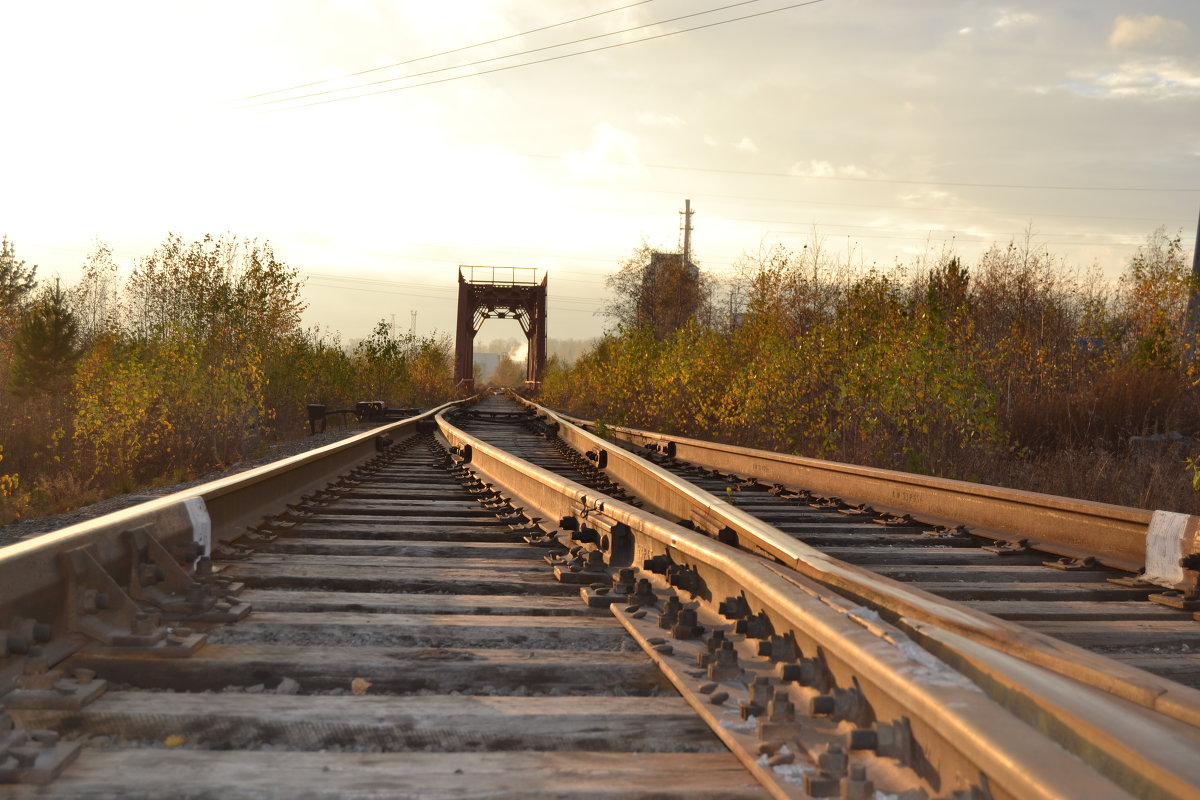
[2,0,1198,343]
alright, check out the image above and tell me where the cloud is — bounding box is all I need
[1110,14,1190,51]
[735,137,758,154]
[790,160,874,179]
[960,9,1037,35]
[899,190,954,204]
[703,135,718,147]
[562,123,642,176]
[993,10,1038,29]
[636,112,685,128]
[1065,59,1200,99]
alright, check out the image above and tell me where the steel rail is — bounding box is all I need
[537,395,1183,583]
[435,404,1173,800]
[0,401,462,699]
[493,393,1200,796]
[548,409,1200,578]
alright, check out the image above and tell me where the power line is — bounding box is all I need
[233,0,781,110]
[510,151,1200,194]
[228,0,659,103]
[237,0,829,113]
[516,170,1200,223]
[302,272,606,306]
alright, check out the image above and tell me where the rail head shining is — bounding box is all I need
[436,405,1198,800]
[0,401,464,673]
[490,393,1200,797]
[550,407,1200,581]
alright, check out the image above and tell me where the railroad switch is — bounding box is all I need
[0,711,80,786]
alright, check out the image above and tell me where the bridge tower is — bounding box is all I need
[454,267,548,391]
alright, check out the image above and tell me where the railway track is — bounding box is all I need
[0,395,1197,798]
[480,395,1200,687]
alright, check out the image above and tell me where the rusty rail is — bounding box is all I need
[0,390,1194,797]
[0,402,462,699]
[490,393,1200,796]
[435,403,1178,799]
[550,410,1200,578]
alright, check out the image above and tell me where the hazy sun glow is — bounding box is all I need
[2,0,1197,341]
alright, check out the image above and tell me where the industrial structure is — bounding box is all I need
[454,266,547,391]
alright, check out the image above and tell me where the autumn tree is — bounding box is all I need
[10,280,81,395]
[926,256,970,320]
[1119,227,1191,368]
[0,237,38,334]
[124,233,305,347]
[69,240,123,344]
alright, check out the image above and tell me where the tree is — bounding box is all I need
[10,279,81,395]
[603,242,711,340]
[69,240,122,344]
[0,236,38,324]
[1119,227,1190,369]
[926,255,970,319]
[124,233,305,348]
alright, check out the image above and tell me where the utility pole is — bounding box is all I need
[410,310,417,335]
[1187,205,1200,371]
[681,199,694,266]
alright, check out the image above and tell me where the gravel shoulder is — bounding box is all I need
[0,426,370,549]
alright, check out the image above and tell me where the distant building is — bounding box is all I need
[638,251,703,339]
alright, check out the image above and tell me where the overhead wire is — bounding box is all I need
[234,0,829,112]
[221,1,1196,196]
[228,0,659,103]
